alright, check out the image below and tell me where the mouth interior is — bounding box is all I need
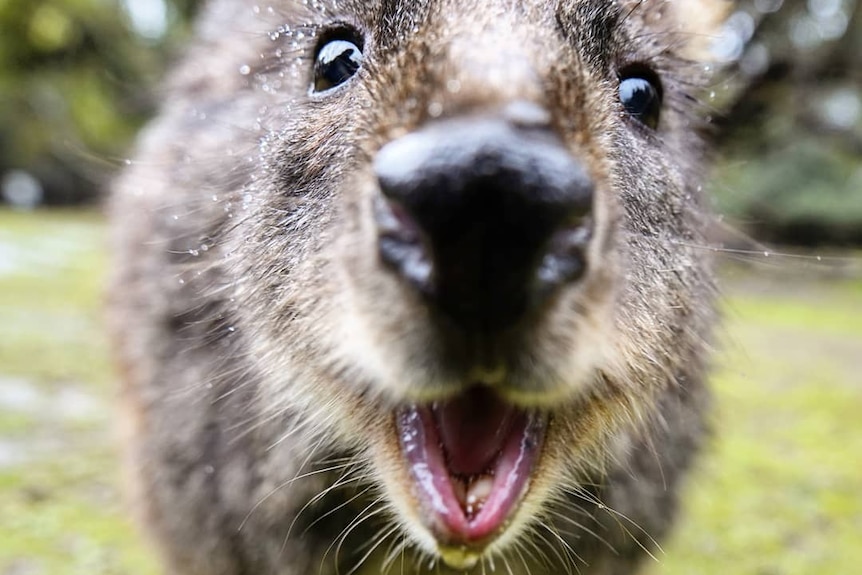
[396,386,546,546]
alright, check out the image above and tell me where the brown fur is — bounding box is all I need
[109,1,727,573]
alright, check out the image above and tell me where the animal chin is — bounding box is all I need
[394,386,547,570]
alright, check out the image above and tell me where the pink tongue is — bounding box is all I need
[432,387,517,476]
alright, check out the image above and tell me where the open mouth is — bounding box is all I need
[395,386,547,556]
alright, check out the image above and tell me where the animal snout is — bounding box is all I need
[373,103,594,331]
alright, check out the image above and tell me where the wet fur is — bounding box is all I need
[109,1,725,573]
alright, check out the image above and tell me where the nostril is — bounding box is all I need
[537,220,593,292]
[373,195,434,295]
[373,194,421,244]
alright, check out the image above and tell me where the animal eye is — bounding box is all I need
[618,69,662,129]
[313,32,364,93]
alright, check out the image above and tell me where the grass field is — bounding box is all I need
[1,209,860,575]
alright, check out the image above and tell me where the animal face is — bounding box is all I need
[112,1,726,573]
[217,0,723,568]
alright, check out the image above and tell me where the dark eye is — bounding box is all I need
[618,69,662,129]
[313,32,364,93]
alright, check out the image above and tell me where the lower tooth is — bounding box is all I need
[466,476,494,511]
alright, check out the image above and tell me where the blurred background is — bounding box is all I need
[0,0,859,574]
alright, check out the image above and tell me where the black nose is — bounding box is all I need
[373,108,594,331]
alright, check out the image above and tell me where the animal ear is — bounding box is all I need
[667,0,734,60]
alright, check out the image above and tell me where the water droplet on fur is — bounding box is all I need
[428,101,443,118]
[239,64,251,75]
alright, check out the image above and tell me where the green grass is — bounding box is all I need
[652,266,862,574]
[0,209,158,575]
[1,209,860,575]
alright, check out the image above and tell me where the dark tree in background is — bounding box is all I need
[0,0,196,206]
[714,0,862,245]
[0,0,859,245]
